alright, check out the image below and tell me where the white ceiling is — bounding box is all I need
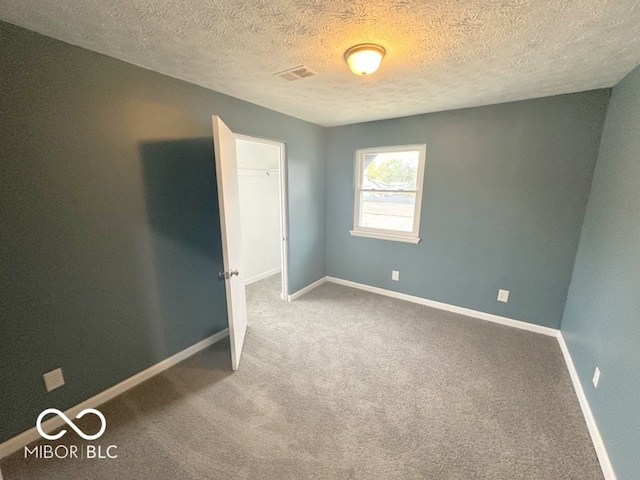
[2,0,640,126]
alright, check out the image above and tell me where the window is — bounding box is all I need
[350,144,426,243]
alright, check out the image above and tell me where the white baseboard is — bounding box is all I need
[287,276,327,301]
[245,267,281,286]
[0,328,229,460]
[3,281,615,480]
[326,276,559,337]
[283,275,616,478]
[557,333,617,480]
[324,276,614,478]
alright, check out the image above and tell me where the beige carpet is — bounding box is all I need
[1,274,603,479]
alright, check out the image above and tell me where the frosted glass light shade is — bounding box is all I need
[344,44,386,76]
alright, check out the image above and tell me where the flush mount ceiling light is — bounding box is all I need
[344,44,386,76]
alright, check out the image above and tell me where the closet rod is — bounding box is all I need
[238,167,280,176]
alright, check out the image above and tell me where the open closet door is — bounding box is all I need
[212,115,247,371]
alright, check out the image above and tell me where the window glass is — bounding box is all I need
[351,145,426,243]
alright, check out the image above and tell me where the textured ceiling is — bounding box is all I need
[2,0,640,126]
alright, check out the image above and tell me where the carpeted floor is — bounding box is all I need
[1,274,603,479]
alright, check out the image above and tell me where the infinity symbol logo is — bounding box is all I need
[36,408,107,441]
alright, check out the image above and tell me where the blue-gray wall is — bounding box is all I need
[561,66,640,480]
[326,92,609,328]
[0,21,325,443]
[3,18,635,476]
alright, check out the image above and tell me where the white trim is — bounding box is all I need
[349,230,421,244]
[277,142,289,300]
[321,276,613,479]
[234,133,284,148]
[0,329,229,460]
[352,144,427,241]
[245,267,281,286]
[287,277,327,301]
[235,133,289,300]
[557,333,617,480]
[325,276,558,337]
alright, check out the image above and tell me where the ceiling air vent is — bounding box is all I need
[274,65,318,81]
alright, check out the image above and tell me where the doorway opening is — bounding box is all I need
[234,135,288,301]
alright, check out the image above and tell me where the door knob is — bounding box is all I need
[219,270,240,280]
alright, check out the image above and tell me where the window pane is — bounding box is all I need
[359,192,416,232]
[362,151,419,190]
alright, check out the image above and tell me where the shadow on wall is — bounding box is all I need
[138,138,228,359]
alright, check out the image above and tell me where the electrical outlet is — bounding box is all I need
[593,367,601,388]
[392,270,400,281]
[43,368,65,392]
[497,289,509,302]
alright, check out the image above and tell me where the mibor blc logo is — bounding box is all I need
[25,408,118,460]
[36,408,106,441]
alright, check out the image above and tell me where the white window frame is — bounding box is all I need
[350,144,426,244]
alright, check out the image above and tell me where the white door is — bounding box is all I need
[212,116,247,371]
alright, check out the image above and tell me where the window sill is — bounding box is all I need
[349,230,421,244]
